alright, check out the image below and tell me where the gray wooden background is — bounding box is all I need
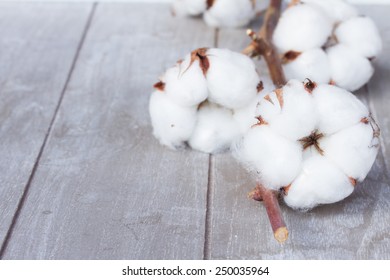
[0,2,389,259]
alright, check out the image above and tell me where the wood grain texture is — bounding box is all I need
[209,6,390,259]
[0,3,92,250]
[2,3,214,259]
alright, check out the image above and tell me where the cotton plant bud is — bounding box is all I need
[300,0,358,23]
[234,79,380,210]
[273,3,332,53]
[274,0,382,92]
[335,16,383,58]
[204,0,257,28]
[172,0,207,16]
[189,102,241,153]
[149,47,263,154]
[282,48,331,84]
[327,44,374,92]
[149,90,197,149]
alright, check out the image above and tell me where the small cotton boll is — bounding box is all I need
[335,16,382,58]
[321,122,379,181]
[203,0,256,28]
[149,91,197,149]
[301,0,358,23]
[189,102,241,154]
[206,48,259,109]
[233,125,302,190]
[283,48,331,84]
[284,155,354,210]
[172,0,207,16]
[256,80,317,141]
[327,44,374,91]
[312,84,369,134]
[164,54,208,107]
[273,4,332,52]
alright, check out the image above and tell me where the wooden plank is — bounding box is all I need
[0,3,92,250]
[208,6,390,259]
[2,3,214,259]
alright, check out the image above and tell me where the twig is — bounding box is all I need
[249,184,288,243]
[242,0,286,87]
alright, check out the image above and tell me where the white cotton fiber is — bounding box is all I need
[312,84,369,134]
[233,125,303,190]
[321,122,379,181]
[203,0,256,28]
[327,44,374,91]
[189,102,241,154]
[172,0,207,16]
[164,54,208,107]
[149,91,197,149]
[256,80,317,141]
[206,48,259,109]
[284,155,354,209]
[302,0,358,23]
[335,16,383,58]
[273,3,332,52]
[283,48,331,84]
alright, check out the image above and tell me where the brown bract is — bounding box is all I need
[153,81,165,91]
[206,0,215,10]
[282,50,301,63]
[253,115,269,127]
[349,177,357,187]
[187,48,210,77]
[299,130,325,155]
[303,78,317,93]
[257,81,264,92]
[274,88,284,108]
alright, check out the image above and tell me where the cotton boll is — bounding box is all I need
[273,3,332,52]
[203,0,256,28]
[312,84,369,134]
[172,0,207,16]
[149,91,197,149]
[335,16,382,58]
[301,0,358,23]
[327,44,374,91]
[189,102,241,154]
[321,122,379,181]
[206,48,259,109]
[233,125,303,190]
[284,155,354,210]
[283,48,331,84]
[164,54,208,107]
[256,80,317,141]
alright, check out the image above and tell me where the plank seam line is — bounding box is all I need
[0,2,98,259]
[203,154,213,260]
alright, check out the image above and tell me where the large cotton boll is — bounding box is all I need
[301,0,358,23]
[206,48,259,109]
[321,122,379,181]
[335,16,382,58]
[283,48,331,84]
[284,155,354,210]
[164,54,208,107]
[172,0,207,16]
[149,91,197,149]
[256,80,317,141]
[327,44,374,91]
[203,0,256,28]
[189,102,241,154]
[312,84,369,134]
[233,125,302,190]
[273,4,332,52]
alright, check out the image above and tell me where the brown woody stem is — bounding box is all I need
[242,0,286,87]
[249,183,288,243]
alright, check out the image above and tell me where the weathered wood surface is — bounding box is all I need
[1,3,214,259]
[0,3,92,252]
[0,3,389,259]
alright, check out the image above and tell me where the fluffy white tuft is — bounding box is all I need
[149,91,197,149]
[301,0,358,23]
[284,155,354,209]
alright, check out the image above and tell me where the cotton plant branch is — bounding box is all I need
[243,0,286,87]
[243,0,288,244]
